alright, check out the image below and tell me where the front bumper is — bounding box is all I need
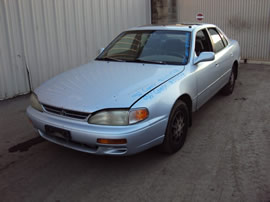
[26,106,167,155]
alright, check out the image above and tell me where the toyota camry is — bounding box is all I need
[27,23,240,155]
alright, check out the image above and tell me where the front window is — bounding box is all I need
[195,29,213,56]
[97,30,191,65]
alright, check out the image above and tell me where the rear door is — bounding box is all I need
[207,27,232,89]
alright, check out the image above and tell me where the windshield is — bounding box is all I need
[96,30,191,65]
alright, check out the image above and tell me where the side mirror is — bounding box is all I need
[194,52,215,65]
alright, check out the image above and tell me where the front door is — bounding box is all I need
[194,29,220,109]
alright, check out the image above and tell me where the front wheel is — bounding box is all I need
[221,67,236,96]
[160,100,189,154]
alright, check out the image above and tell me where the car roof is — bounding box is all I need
[127,23,216,32]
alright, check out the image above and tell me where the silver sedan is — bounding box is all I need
[27,23,240,155]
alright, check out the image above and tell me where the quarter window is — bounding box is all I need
[208,28,225,53]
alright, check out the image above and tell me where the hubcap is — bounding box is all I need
[171,111,185,144]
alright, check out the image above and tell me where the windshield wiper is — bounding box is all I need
[96,56,125,62]
[132,58,167,64]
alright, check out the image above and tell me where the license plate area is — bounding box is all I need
[45,125,71,141]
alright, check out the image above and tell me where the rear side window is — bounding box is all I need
[208,28,225,53]
[218,30,228,46]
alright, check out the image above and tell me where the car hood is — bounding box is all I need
[35,61,184,112]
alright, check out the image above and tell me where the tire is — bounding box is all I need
[221,67,236,96]
[160,100,189,154]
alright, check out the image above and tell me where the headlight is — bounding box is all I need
[88,108,149,126]
[88,110,129,126]
[30,93,43,112]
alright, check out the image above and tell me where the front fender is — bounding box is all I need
[131,68,196,127]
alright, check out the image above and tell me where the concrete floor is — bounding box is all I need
[0,64,270,202]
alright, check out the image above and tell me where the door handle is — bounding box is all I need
[230,53,233,57]
[215,63,219,67]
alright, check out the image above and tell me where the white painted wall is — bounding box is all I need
[0,0,151,99]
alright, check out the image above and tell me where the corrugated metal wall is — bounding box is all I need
[0,0,151,100]
[177,0,270,61]
[0,0,30,99]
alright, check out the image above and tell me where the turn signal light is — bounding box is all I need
[134,109,148,120]
[97,138,127,144]
[129,108,149,124]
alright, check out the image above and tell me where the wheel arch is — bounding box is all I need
[175,94,193,127]
[233,60,238,80]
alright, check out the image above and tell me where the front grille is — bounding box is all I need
[43,104,90,120]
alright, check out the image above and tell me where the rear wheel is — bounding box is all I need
[222,67,236,96]
[160,100,189,154]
